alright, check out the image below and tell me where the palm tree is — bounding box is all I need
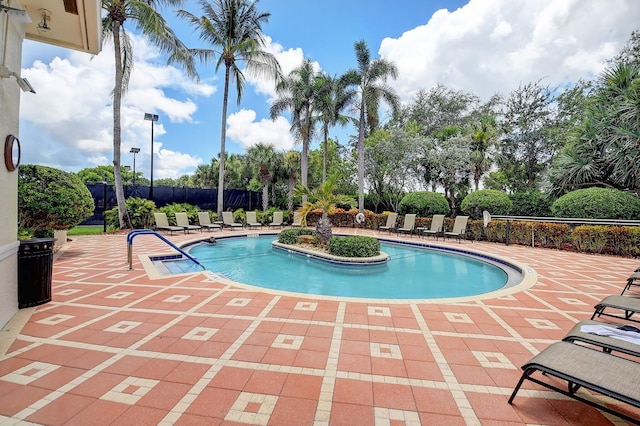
[246,143,279,210]
[270,59,318,200]
[295,173,356,244]
[280,150,301,211]
[178,0,282,216]
[102,0,197,229]
[314,73,353,181]
[342,40,400,213]
[469,115,498,191]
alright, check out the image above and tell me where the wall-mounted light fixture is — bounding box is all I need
[37,8,52,33]
[0,65,35,93]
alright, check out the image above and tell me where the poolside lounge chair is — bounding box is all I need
[444,215,469,243]
[591,295,640,323]
[379,212,398,233]
[246,211,262,229]
[153,212,185,235]
[508,341,640,424]
[197,212,222,232]
[175,212,202,233]
[291,212,302,228]
[397,214,416,236]
[621,271,640,295]
[417,214,445,240]
[562,319,640,358]
[222,211,243,230]
[268,211,284,229]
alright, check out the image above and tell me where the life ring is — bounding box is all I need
[355,212,365,224]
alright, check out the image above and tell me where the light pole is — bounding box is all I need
[144,113,159,200]
[130,147,140,196]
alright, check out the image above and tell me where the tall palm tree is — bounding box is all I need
[270,59,318,200]
[246,143,279,210]
[469,115,498,191]
[178,0,282,216]
[280,150,301,211]
[102,0,197,229]
[342,40,400,212]
[314,73,353,181]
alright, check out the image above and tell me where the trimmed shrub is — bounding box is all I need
[509,191,553,217]
[460,190,512,219]
[159,203,200,225]
[551,187,640,219]
[278,228,315,244]
[105,197,156,229]
[328,235,380,257]
[398,192,450,216]
[18,164,94,232]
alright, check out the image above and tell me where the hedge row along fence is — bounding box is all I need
[304,209,640,257]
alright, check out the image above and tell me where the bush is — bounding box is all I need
[509,191,553,217]
[398,192,450,216]
[18,165,94,231]
[159,203,200,225]
[460,190,512,219]
[551,187,640,219]
[328,235,380,257]
[105,197,157,229]
[278,228,315,244]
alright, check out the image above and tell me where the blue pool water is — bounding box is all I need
[186,236,509,299]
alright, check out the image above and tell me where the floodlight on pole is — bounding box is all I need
[143,113,158,200]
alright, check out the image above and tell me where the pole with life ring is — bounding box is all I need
[355,212,365,227]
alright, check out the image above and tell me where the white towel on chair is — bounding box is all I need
[580,324,640,345]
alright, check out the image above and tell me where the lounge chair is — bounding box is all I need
[197,212,222,232]
[246,211,262,229]
[379,212,398,233]
[268,211,284,229]
[153,212,185,235]
[591,294,640,323]
[444,215,469,243]
[562,319,640,358]
[416,214,445,239]
[175,212,202,233]
[291,212,302,228]
[508,341,640,424]
[397,214,416,236]
[222,211,243,230]
[621,271,640,295]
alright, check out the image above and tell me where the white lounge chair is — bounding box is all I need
[291,212,302,228]
[268,211,284,229]
[397,214,416,236]
[175,212,202,233]
[197,212,222,232]
[379,212,398,233]
[417,214,445,239]
[246,211,262,229]
[153,212,184,235]
[444,215,469,243]
[222,211,243,230]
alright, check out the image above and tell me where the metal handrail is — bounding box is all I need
[127,229,204,270]
[489,215,640,227]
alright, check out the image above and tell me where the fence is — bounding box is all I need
[82,183,261,225]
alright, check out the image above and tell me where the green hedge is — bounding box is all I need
[278,228,315,244]
[461,190,512,219]
[398,191,450,216]
[328,236,380,257]
[551,187,640,219]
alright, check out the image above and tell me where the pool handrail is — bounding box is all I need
[127,229,204,271]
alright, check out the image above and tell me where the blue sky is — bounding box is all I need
[18,0,640,180]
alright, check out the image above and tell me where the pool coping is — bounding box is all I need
[137,231,538,304]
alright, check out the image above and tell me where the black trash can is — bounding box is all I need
[18,238,56,308]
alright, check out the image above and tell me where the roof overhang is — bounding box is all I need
[20,0,102,54]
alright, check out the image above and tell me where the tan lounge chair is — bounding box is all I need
[591,294,640,323]
[197,212,222,232]
[417,214,445,239]
[268,211,284,229]
[379,212,398,233]
[509,341,640,424]
[562,319,640,358]
[153,212,185,235]
[397,214,416,236]
[291,212,302,228]
[621,271,640,295]
[222,211,243,230]
[246,211,262,229]
[444,215,469,243]
[175,212,202,233]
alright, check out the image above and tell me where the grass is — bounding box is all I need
[68,225,111,236]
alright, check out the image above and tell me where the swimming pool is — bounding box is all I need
[186,236,515,299]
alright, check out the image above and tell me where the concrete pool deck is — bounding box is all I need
[1,227,639,425]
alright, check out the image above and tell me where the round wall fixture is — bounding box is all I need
[4,134,21,172]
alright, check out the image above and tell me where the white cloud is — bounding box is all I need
[19,34,213,177]
[379,0,639,102]
[226,109,294,150]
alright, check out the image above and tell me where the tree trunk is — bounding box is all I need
[323,126,328,182]
[316,212,333,244]
[301,111,309,204]
[288,176,295,211]
[112,21,131,229]
[357,99,366,213]
[217,66,231,217]
[262,184,268,211]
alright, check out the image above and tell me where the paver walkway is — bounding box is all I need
[1,228,639,425]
